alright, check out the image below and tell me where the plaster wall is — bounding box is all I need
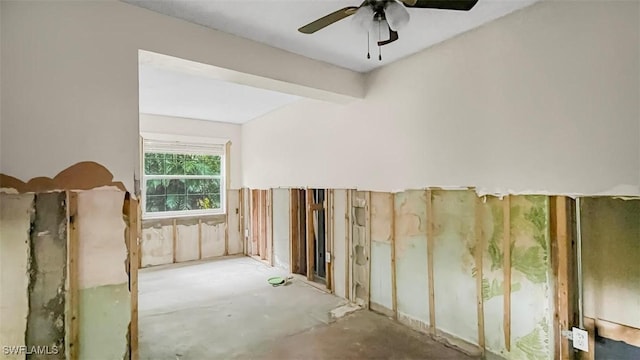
[0,0,362,191]
[242,0,640,196]
[332,189,348,299]
[139,114,243,189]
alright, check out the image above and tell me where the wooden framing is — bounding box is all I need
[426,189,436,334]
[326,190,334,292]
[475,196,485,354]
[66,191,79,360]
[251,190,259,256]
[224,190,229,256]
[390,193,398,319]
[172,218,177,263]
[306,189,315,281]
[126,195,140,360]
[582,317,595,360]
[267,189,274,266]
[551,196,573,360]
[345,190,352,301]
[366,191,372,309]
[198,219,203,260]
[289,189,299,274]
[586,317,640,348]
[503,196,511,351]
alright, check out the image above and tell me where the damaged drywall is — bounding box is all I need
[582,197,640,329]
[370,192,393,312]
[350,191,370,307]
[227,190,242,255]
[0,194,34,360]
[77,190,129,359]
[141,223,174,267]
[201,217,226,258]
[394,190,429,332]
[26,192,67,359]
[333,189,348,299]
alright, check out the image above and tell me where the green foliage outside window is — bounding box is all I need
[144,153,222,214]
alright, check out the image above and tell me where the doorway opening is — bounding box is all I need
[290,189,332,290]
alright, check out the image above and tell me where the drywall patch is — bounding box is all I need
[0,161,126,193]
[78,283,130,360]
[77,190,128,288]
[0,194,35,360]
[582,197,640,329]
[140,223,173,267]
[394,190,429,326]
[201,220,226,258]
[26,192,67,359]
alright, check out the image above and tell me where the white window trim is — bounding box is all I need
[141,132,228,220]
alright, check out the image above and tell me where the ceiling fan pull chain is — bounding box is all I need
[378,21,382,61]
[366,32,370,59]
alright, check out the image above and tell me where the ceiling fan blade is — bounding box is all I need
[400,0,479,11]
[298,6,359,34]
[378,27,399,46]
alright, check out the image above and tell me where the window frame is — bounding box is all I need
[141,132,227,220]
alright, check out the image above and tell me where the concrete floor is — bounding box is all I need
[139,256,477,360]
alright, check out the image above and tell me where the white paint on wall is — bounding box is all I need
[271,188,290,271]
[77,190,128,289]
[175,224,199,262]
[241,0,640,196]
[332,189,347,299]
[0,0,363,191]
[0,194,33,360]
[140,113,243,189]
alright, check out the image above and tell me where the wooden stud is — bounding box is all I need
[366,191,372,308]
[289,189,298,274]
[327,190,334,292]
[306,189,315,281]
[475,196,486,353]
[66,191,79,360]
[198,219,203,260]
[128,195,140,360]
[390,193,398,319]
[224,190,229,256]
[503,195,512,351]
[345,190,352,301]
[268,189,274,266]
[259,190,267,260]
[552,196,572,360]
[172,218,177,263]
[582,317,596,360]
[426,189,436,335]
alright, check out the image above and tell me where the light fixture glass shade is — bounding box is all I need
[351,6,374,32]
[385,0,410,31]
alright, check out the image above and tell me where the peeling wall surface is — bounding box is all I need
[227,190,242,255]
[351,191,370,307]
[394,190,429,331]
[370,192,393,311]
[582,198,640,329]
[77,190,130,360]
[0,194,34,360]
[272,189,290,271]
[26,193,67,359]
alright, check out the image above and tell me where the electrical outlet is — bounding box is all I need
[326,252,331,263]
[572,327,589,352]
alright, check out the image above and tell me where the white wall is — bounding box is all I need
[242,0,640,196]
[0,0,363,191]
[140,114,243,189]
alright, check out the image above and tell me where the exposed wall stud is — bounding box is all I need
[426,189,436,334]
[306,189,315,281]
[475,195,486,353]
[503,195,511,351]
[127,195,140,360]
[551,196,572,359]
[366,191,372,309]
[224,190,229,256]
[345,190,352,301]
[172,218,177,263]
[66,191,79,360]
[390,192,398,319]
[198,219,203,260]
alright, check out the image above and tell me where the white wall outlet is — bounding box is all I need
[326,252,331,263]
[572,327,589,352]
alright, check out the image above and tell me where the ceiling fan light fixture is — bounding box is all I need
[385,0,410,31]
[351,5,374,31]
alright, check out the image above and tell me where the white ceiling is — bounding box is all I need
[125,0,539,73]
[139,62,301,123]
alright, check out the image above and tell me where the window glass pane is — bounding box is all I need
[145,179,166,196]
[202,179,220,194]
[164,154,185,175]
[166,195,187,211]
[184,154,200,176]
[199,155,221,175]
[146,195,166,213]
[144,153,165,175]
[165,179,186,195]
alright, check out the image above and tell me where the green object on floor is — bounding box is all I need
[267,276,286,286]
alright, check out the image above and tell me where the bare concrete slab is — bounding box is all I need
[139,256,477,360]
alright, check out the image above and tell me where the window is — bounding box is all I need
[142,134,226,219]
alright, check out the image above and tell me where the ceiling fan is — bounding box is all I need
[298,0,479,60]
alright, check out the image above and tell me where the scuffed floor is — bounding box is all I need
[139,256,477,360]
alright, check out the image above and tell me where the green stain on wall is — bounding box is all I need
[79,283,130,360]
[482,277,522,301]
[511,196,549,284]
[514,319,551,360]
